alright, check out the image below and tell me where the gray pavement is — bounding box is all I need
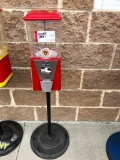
[1,121,120,160]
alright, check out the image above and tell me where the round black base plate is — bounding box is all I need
[0,120,23,156]
[31,123,69,159]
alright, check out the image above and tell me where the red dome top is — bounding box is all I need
[0,9,2,12]
[23,10,62,21]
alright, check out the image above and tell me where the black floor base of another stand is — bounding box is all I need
[0,120,23,156]
[31,123,69,159]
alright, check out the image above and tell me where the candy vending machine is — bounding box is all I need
[24,10,69,159]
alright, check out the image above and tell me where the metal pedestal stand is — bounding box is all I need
[0,120,23,156]
[31,92,69,159]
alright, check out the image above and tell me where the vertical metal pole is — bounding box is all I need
[46,92,51,137]
[44,21,47,48]
[44,21,51,136]
[44,21,46,30]
[0,124,3,135]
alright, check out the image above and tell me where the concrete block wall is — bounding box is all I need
[0,0,120,122]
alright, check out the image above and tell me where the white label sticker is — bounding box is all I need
[35,31,55,42]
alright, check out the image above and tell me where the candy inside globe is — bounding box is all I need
[0,46,7,56]
[0,49,4,56]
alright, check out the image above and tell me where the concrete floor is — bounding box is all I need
[1,121,120,160]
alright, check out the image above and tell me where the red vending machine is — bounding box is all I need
[0,9,13,87]
[24,10,69,159]
[24,10,61,92]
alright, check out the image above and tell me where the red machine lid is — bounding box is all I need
[0,9,2,12]
[23,10,62,21]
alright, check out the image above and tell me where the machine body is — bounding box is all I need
[31,57,61,91]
